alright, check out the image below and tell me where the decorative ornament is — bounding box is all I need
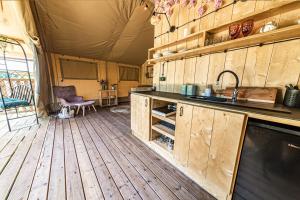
[166,7,174,16]
[198,4,206,16]
[189,0,197,8]
[151,14,161,25]
[214,0,222,10]
[180,0,189,7]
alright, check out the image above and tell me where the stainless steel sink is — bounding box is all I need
[185,95,228,102]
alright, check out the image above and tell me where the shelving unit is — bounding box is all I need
[99,89,118,107]
[150,99,177,155]
[152,112,176,125]
[151,140,173,155]
[148,0,300,64]
[152,123,175,140]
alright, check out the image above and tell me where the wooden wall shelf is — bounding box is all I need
[152,113,176,125]
[152,124,175,140]
[148,0,300,63]
[150,31,204,52]
[206,0,300,34]
[148,24,300,64]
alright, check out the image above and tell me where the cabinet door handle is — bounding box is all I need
[145,99,148,107]
[179,106,183,116]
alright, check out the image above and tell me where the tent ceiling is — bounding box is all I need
[33,0,154,65]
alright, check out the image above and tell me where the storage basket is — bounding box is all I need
[283,89,300,107]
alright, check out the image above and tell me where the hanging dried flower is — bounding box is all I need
[214,0,222,10]
[166,7,174,16]
[167,0,176,6]
[198,5,206,17]
[180,0,189,7]
[189,0,197,8]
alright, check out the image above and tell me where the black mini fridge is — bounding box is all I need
[233,119,300,200]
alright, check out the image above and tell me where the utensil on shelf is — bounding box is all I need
[260,21,278,33]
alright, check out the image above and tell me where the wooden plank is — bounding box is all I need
[87,117,160,200]
[93,112,205,200]
[207,52,226,90]
[0,130,26,173]
[152,63,161,91]
[0,132,15,153]
[265,39,300,99]
[79,116,142,200]
[222,49,248,89]
[232,0,256,20]
[175,103,193,167]
[48,119,66,200]
[183,57,197,84]
[206,110,246,199]
[97,110,214,197]
[0,125,39,199]
[152,124,175,140]
[75,118,123,200]
[173,60,185,93]
[194,55,210,95]
[69,118,104,200]
[220,87,278,104]
[241,44,273,87]
[148,24,300,64]
[187,107,214,186]
[213,4,233,27]
[152,113,176,125]
[28,118,56,200]
[63,119,85,200]
[166,61,176,93]
[141,96,151,141]
[7,119,49,200]
[84,116,179,200]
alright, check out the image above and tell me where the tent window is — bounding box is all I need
[119,66,139,81]
[60,58,98,80]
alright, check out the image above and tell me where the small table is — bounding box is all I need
[99,90,118,107]
[75,100,97,116]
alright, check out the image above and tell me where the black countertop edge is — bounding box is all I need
[132,91,300,126]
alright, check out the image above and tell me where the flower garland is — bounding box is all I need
[153,0,223,17]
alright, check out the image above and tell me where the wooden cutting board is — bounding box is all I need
[218,87,278,104]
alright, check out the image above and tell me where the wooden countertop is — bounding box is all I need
[133,91,300,127]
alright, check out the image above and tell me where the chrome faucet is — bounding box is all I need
[216,70,239,102]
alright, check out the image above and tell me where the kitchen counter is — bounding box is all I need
[133,91,300,127]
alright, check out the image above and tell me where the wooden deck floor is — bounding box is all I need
[0,108,215,200]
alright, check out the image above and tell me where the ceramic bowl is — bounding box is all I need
[153,53,162,59]
[229,24,241,39]
[242,19,254,37]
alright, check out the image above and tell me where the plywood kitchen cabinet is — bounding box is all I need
[187,106,215,185]
[131,94,151,141]
[205,110,247,200]
[174,102,247,200]
[174,103,193,166]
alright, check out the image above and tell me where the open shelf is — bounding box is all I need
[148,24,300,64]
[152,123,175,140]
[206,0,299,34]
[151,140,173,154]
[148,1,300,63]
[150,31,204,52]
[152,112,176,125]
